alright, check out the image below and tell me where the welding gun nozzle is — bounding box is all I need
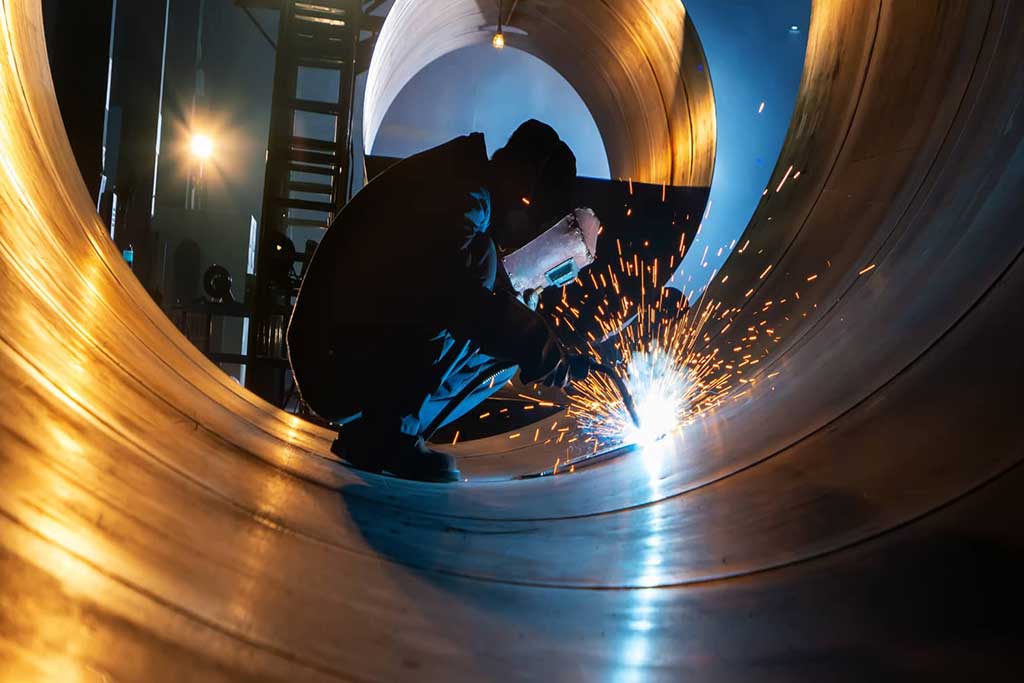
[587,361,642,430]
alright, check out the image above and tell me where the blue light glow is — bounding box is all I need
[373,45,610,178]
[673,0,812,294]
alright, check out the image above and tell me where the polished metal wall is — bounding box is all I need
[363,0,717,188]
[2,0,1023,679]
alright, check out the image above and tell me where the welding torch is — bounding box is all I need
[585,360,642,430]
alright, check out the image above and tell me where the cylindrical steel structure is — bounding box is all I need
[1,0,1023,679]
[364,0,717,188]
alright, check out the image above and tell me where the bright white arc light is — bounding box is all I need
[622,346,692,448]
[491,31,505,49]
[190,133,214,161]
[631,395,680,447]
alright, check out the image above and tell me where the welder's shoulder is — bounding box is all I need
[397,178,491,234]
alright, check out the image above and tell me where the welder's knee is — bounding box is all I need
[420,362,518,435]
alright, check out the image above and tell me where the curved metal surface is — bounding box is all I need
[364,0,717,188]
[2,0,1024,680]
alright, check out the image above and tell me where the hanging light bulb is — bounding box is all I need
[492,0,505,49]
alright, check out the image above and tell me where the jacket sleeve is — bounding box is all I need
[433,189,563,381]
[452,283,563,382]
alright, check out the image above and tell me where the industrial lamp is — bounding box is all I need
[492,0,505,49]
[190,133,215,161]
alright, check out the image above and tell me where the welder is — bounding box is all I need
[288,120,600,483]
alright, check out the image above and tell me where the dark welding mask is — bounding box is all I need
[502,208,600,293]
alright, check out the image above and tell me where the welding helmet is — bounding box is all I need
[502,207,601,293]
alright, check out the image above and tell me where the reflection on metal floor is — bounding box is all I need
[2,1,1024,680]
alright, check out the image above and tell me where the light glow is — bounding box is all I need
[190,133,214,160]
[567,294,721,452]
[621,348,693,447]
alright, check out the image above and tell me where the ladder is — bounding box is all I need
[260,0,361,251]
[242,0,363,402]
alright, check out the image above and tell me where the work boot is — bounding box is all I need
[388,436,462,483]
[332,426,461,483]
[331,423,383,473]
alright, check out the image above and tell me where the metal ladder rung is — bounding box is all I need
[280,197,334,213]
[288,181,334,195]
[287,161,337,176]
[290,98,341,116]
[288,135,338,151]
[282,148,339,166]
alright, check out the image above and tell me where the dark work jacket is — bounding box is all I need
[287,133,561,412]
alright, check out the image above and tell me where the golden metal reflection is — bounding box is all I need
[364,0,716,187]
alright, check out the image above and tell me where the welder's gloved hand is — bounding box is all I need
[521,288,543,311]
[543,351,591,389]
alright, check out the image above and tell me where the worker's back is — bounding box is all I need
[287,133,495,415]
